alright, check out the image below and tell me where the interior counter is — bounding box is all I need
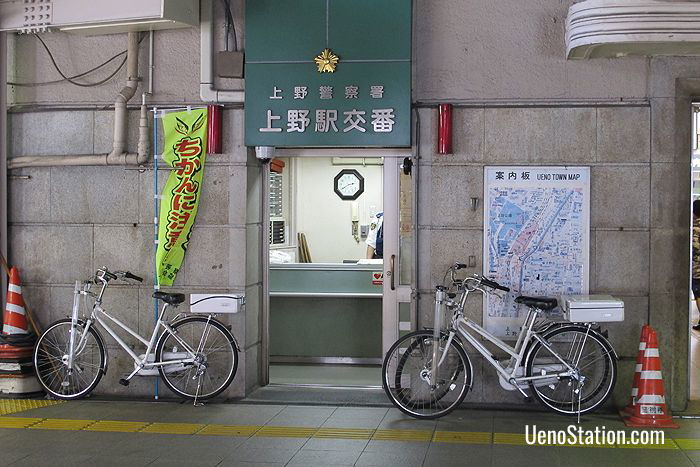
[269,263,383,363]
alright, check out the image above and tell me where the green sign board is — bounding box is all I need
[244,0,412,148]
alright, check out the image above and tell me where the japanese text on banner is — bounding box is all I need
[156,109,208,286]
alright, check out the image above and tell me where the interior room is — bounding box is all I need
[267,156,385,387]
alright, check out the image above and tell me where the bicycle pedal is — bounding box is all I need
[119,378,130,387]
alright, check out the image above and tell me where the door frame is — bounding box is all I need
[260,148,412,385]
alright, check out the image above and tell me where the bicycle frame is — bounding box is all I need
[430,279,584,392]
[66,279,202,376]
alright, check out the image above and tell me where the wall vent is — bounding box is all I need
[270,219,286,245]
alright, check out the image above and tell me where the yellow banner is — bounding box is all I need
[156,109,208,286]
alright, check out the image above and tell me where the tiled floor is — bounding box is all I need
[269,364,382,387]
[1,399,700,466]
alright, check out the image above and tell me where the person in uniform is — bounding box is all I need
[366,212,384,259]
[693,200,700,331]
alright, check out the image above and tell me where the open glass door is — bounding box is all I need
[382,156,415,354]
[261,150,414,389]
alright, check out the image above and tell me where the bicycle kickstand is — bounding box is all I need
[509,377,532,402]
[193,376,205,407]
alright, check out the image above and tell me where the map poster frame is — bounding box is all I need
[482,166,590,339]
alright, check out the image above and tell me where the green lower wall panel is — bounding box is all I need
[270,297,382,358]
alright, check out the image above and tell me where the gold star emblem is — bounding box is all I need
[314,48,339,73]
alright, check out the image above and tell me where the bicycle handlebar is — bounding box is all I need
[94,267,143,284]
[441,263,511,293]
[123,271,144,283]
[480,277,510,292]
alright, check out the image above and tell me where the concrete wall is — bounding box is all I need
[410,0,697,411]
[3,0,699,409]
[8,107,257,398]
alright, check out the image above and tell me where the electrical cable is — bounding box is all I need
[10,33,144,88]
[220,0,238,52]
[34,34,129,87]
[8,48,127,87]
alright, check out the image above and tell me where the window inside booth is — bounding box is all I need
[267,156,384,386]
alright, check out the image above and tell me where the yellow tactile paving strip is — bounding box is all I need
[0,416,43,429]
[85,420,150,433]
[198,424,258,437]
[0,400,698,450]
[433,430,492,444]
[0,399,63,415]
[29,418,96,431]
[141,422,205,435]
[315,428,375,440]
[373,429,433,442]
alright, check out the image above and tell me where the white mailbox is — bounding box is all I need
[560,295,624,323]
[190,294,245,315]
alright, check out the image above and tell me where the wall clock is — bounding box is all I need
[333,169,364,200]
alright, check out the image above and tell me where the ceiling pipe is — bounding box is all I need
[8,31,149,169]
[200,0,244,103]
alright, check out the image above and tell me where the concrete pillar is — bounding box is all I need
[1,32,6,309]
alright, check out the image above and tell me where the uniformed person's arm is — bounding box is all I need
[693,225,700,268]
[366,245,375,259]
[366,216,379,259]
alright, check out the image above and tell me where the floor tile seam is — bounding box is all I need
[5,452,33,467]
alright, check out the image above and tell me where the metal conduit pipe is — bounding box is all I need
[8,32,149,169]
[200,0,244,103]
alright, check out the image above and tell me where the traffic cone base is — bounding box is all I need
[0,373,42,396]
[622,327,679,428]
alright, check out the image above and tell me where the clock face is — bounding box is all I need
[333,169,365,200]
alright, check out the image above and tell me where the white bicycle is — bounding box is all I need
[382,263,617,419]
[33,267,239,401]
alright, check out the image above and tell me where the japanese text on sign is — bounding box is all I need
[259,84,395,134]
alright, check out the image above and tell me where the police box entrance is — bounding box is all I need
[263,151,413,387]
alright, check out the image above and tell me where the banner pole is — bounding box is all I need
[153,107,160,400]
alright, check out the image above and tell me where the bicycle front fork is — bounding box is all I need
[66,280,82,372]
[430,287,447,387]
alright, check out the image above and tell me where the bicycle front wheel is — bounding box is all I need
[382,330,472,419]
[526,325,616,415]
[155,316,238,400]
[33,319,106,400]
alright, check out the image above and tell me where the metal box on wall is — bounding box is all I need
[0,0,198,35]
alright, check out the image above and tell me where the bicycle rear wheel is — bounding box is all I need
[155,316,238,400]
[382,330,471,419]
[526,325,616,415]
[33,319,106,400]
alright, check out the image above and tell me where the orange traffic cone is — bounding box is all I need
[624,325,650,414]
[623,327,679,428]
[2,267,29,336]
[0,267,32,360]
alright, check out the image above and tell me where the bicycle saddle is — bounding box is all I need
[153,291,186,305]
[515,295,558,311]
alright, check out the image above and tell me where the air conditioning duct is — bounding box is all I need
[0,0,198,35]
